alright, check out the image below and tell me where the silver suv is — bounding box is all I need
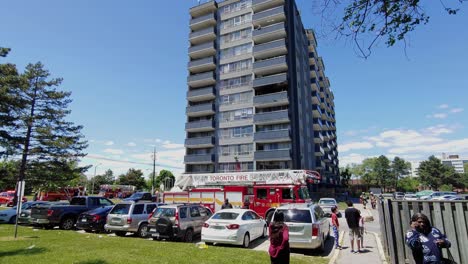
[105,201,164,237]
[272,203,330,252]
[147,204,212,242]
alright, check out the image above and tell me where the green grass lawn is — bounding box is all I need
[0,225,328,264]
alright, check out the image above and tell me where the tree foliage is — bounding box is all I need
[319,0,465,58]
[91,169,114,193]
[417,155,462,189]
[339,166,352,187]
[156,169,175,191]
[117,168,146,190]
[398,176,419,192]
[391,156,411,190]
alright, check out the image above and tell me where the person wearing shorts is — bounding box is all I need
[345,201,362,253]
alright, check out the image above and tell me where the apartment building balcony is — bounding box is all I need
[312,105,322,118]
[313,118,322,130]
[190,0,217,18]
[314,131,323,143]
[190,13,216,31]
[323,142,330,151]
[312,91,320,105]
[187,71,215,88]
[184,154,214,164]
[315,145,325,156]
[188,56,216,74]
[253,91,288,108]
[315,159,325,169]
[254,149,291,161]
[253,6,286,27]
[254,129,290,143]
[311,82,319,92]
[252,0,285,12]
[310,70,317,79]
[185,119,215,132]
[253,39,287,60]
[189,41,216,59]
[185,136,214,148]
[186,103,215,117]
[253,72,287,89]
[187,86,216,102]
[254,110,289,125]
[253,56,287,76]
[189,27,216,46]
[323,153,331,162]
[253,22,286,44]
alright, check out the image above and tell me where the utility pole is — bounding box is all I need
[92,163,102,195]
[152,147,157,195]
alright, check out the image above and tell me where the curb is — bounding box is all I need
[328,230,345,264]
[369,231,388,264]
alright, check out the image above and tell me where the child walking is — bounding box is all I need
[359,214,365,249]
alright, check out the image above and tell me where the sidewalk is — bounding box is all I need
[333,203,386,264]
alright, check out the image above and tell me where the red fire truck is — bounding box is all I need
[164,170,321,221]
[98,184,135,198]
[38,186,86,201]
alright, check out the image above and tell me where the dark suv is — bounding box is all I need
[147,204,212,242]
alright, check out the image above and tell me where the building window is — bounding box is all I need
[220,43,252,60]
[221,28,252,44]
[219,108,253,122]
[218,143,253,156]
[221,13,252,30]
[220,59,252,74]
[219,91,252,106]
[219,75,252,90]
[221,0,252,15]
[218,162,253,172]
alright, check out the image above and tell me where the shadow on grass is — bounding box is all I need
[0,247,47,258]
[74,260,108,264]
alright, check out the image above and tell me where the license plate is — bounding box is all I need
[213,226,224,229]
[20,213,26,217]
[149,228,156,232]
[81,219,87,222]
[152,232,160,238]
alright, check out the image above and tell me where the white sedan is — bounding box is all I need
[201,209,267,248]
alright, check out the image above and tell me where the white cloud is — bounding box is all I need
[338,142,373,152]
[103,148,124,155]
[163,143,184,149]
[438,104,449,109]
[424,125,454,136]
[433,113,448,119]
[388,138,468,155]
[450,108,464,113]
[126,142,137,147]
[339,153,369,167]
[104,141,114,146]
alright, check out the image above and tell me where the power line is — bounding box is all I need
[85,154,183,170]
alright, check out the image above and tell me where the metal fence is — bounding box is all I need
[378,199,468,264]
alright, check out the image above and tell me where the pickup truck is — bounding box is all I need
[30,196,114,230]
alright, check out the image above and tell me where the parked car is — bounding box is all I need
[431,195,459,201]
[76,206,113,233]
[123,192,153,202]
[317,198,341,217]
[420,191,457,200]
[147,204,212,242]
[201,209,267,248]
[0,191,28,206]
[0,201,49,224]
[30,196,114,230]
[272,203,330,252]
[105,201,163,237]
[393,192,405,199]
[18,201,69,225]
[404,193,418,201]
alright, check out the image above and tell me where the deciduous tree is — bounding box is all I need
[156,169,175,191]
[118,168,146,190]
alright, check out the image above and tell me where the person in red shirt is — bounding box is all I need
[331,206,342,249]
[269,211,290,264]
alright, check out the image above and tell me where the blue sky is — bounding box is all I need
[2,0,467,178]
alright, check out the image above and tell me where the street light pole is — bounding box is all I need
[92,163,102,195]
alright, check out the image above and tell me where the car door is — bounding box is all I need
[190,206,202,234]
[251,211,264,239]
[315,206,328,237]
[132,204,145,230]
[241,211,255,238]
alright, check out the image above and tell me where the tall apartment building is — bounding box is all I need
[184,0,339,185]
[442,154,468,174]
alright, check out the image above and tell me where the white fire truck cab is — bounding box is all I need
[164,170,321,221]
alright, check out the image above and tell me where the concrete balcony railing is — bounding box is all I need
[253,72,287,89]
[254,149,291,161]
[252,0,285,12]
[190,13,216,31]
[185,119,215,132]
[314,131,324,143]
[315,145,325,156]
[254,110,289,125]
[186,103,215,117]
[253,22,286,44]
[189,27,216,46]
[313,118,322,130]
[187,86,215,102]
[254,129,290,143]
[188,56,216,74]
[253,6,286,27]
[190,1,217,18]
[187,71,215,88]
[189,41,216,59]
[312,105,322,118]
[253,55,287,76]
[253,91,288,108]
[184,153,214,164]
[253,39,287,60]
[185,136,214,148]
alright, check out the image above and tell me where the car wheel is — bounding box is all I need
[115,231,127,237]
[184,229,193,243]
[60,217,75,230]
[9,216,16,224]
[261,225,267,238]
[318,235,325,253]
[242,233,250,248]
[138,223,149,238]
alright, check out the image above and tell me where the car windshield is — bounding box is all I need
[211,212,239,220]
[319,199,336,205]
[278,209,312,223]
[129,193,143,199]
[154,207,176,218]
[110,204,131,215]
